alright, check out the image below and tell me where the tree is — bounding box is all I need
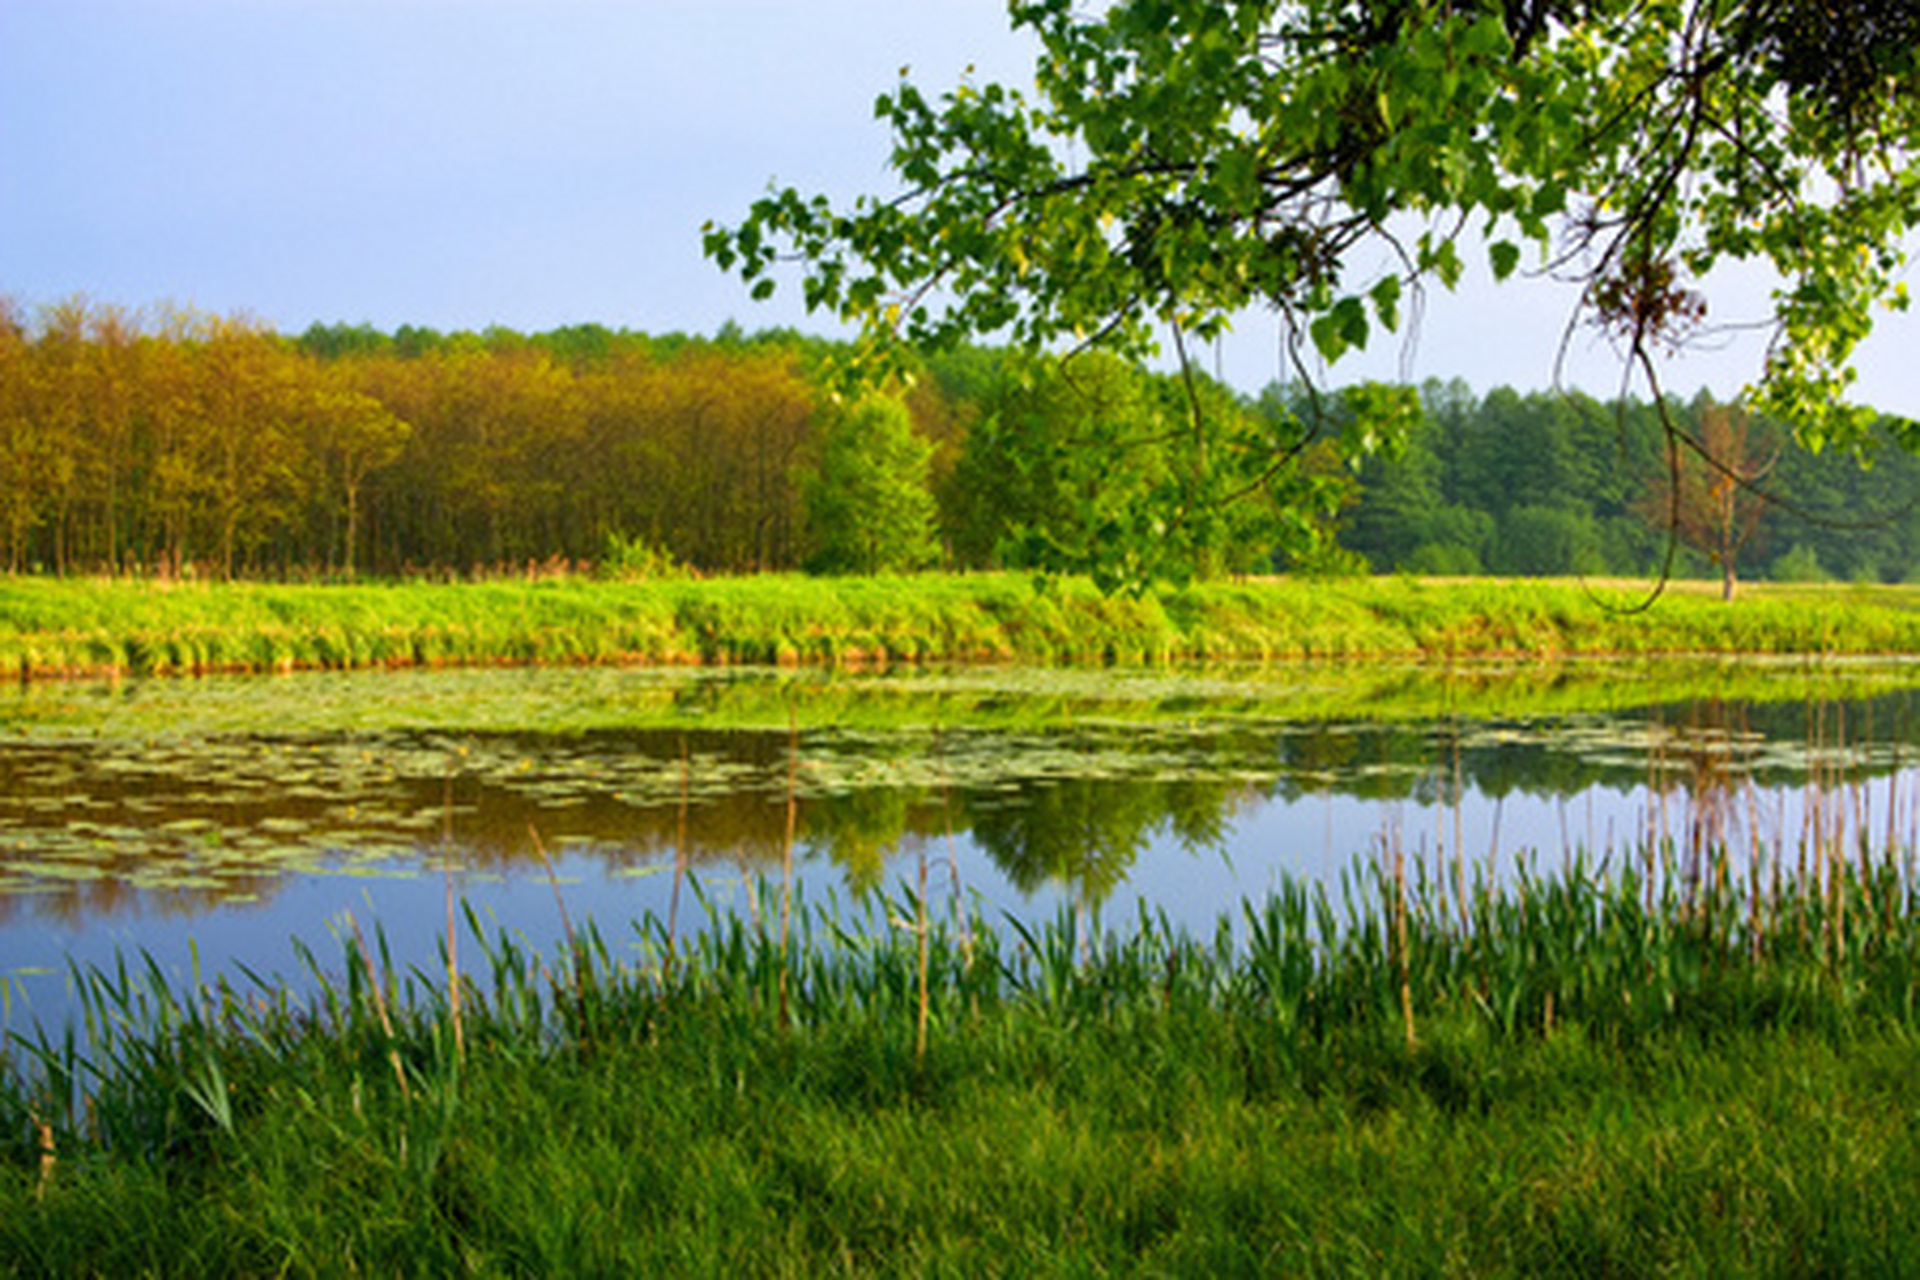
[1342,405,1495,573]
[77,303,140,573]
[23,298,94,572]
[940,349,1359,588]
[1641,396,1780,600]
[653,350,814,573]
[803,394,940,575]
[192,317,311,579]
[306,367,410,578]
[1762,417,1920,581]
[1500,503,1604,577]
[944,350,1183,582]
[0,298,42,570]
[708,0,1919,507]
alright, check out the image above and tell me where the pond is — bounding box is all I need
[3,658,1918,1031]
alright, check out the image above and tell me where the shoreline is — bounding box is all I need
[2,572,1917,682]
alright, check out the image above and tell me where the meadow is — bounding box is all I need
[4,572,1920,679]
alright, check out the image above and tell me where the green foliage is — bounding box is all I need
[1333,382,1920,583]
[9,845,1920,1273]
[940,350,1327,591]
[1763,417,1920,583]
[803,394,941,575]
[596,530,688,582]
[18,294,1915,591]
[729,2,1915,420]
[710,0,1920,584]
[0,304,837,578]
[1496,504,1604,577]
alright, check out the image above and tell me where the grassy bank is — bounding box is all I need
[3,573,1919,679]
[6,843,1920,1274]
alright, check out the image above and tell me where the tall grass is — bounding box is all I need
[4,573,1919,679]
[5,817,1920,1272]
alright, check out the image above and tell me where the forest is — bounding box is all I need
[2,297,1915,588]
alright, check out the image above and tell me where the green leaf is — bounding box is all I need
[1369,276,1403,333]
[1310,297,1370,363]
[1489,240,1521,282]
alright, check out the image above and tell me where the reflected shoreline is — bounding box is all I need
[3,682,1916,924]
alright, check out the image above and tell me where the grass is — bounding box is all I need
[4,574,1918,1270]
[3,572,1920,679]
[5,830,1920,1274]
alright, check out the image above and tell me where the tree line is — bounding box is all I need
[0,302,833,579]
[1338,380,1920,591]
[2,297,1912,587]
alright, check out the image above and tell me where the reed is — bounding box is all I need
[8,832,1916,1111]
[5,811,1920,1271]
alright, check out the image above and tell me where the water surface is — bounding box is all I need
[4,659,1917,1029]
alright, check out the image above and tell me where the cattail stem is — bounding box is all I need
[917,842,931,1069]
[667,739,690,984]
[780,713,798,1031]
[443,754,463,1061]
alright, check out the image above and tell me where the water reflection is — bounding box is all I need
[5,663,1920,1034]
[2,681,1916,924]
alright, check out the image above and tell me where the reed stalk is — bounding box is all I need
[779,712,797,1031]
[666,738,690,983]
[442,753,463,1060]
[1388,827,1416,1052]
[33,1115,54,1201]
[916,839,931,1069]
[345,912,410,1104]
[527,825,588,1030]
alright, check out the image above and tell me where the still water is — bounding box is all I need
[3,659,1917,1029]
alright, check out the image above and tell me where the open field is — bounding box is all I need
[4,844,1919,1274]
[4,573,1920,679]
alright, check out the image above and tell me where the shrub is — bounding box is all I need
[1770,544,1830,583]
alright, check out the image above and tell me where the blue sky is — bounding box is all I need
[3,1,1914,412]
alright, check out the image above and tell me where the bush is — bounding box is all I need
[1291,544,1372,579]
[1770,544,1830,583]
[596,532,690,582]
[1493,506,1604,577]
[1403,543,1482,576]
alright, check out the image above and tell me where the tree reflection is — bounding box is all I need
[2,686,1917,921]
[803,788,924,894]
[962,775,1257,906]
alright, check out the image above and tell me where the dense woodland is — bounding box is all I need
[2,298,1914,587]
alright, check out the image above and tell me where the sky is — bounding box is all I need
[3,0,1915,412]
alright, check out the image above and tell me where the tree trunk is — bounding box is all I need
[344,482,359,580]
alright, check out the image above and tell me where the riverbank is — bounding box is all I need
[3,574,1918,679]
[5,853,1917,1273]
